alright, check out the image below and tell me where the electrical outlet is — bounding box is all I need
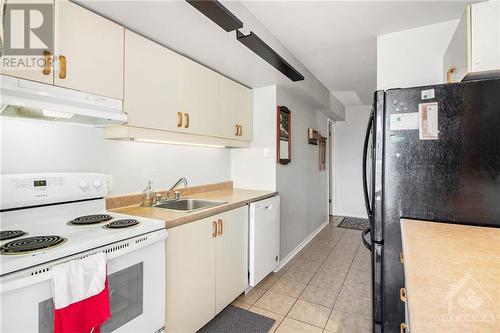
[106,175,113,193]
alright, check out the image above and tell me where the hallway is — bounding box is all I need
[233,217,372,332]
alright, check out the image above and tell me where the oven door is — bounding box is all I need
[0,235,166,333]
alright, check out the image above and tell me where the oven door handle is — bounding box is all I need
[1,230,167,294]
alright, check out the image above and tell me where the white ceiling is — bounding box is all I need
[242,1,469,104]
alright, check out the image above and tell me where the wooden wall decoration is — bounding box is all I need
[308,128,327,170]
[277,106,291,165]
[308,128,320,145]
[319,136,327,170]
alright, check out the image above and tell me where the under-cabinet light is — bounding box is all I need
[132,138,226,148]
[42,109,74,119]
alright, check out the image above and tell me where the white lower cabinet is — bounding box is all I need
[215,207,248,313]
[165,206,248,332]
[165,216,216,333]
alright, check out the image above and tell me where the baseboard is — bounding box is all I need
[273,219,329,272]
[335,213,368,219]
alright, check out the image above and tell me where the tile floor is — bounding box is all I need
[233,216,372,333]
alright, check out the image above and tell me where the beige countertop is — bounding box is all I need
[401,219,500,333]
[109,188,277,229]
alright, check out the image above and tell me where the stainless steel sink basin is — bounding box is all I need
[153,198,225,212]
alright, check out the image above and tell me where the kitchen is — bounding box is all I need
[0,1,499,333]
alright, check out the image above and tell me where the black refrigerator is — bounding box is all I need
[361,78,500,333]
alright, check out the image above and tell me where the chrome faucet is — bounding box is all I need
[166,177,188,200]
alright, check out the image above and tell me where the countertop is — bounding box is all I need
[400,219,500,333]
[110,188,277,229]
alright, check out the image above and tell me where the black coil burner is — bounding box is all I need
[104,219,140,229]
[68,214,113,225]
[0,235,66,255]
[0,230,27,241]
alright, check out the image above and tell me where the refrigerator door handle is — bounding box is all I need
[362,227,372,250]
[363,108,374,220]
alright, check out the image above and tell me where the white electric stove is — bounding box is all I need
[0,173,167,333]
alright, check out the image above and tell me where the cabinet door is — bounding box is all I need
[215,206,248,313]
[471,0,500,72]
[124,30,183,131]
[54,0,123,99]
[181,58,219,136]
[218,76,239,139]
[237,85,253,141]
[166,217,216,332]
[0,0,54,84]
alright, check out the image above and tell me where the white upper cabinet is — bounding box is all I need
[1,0,54,84]
[470,0,500,72]
[54,0,124,99]
[219,77,240,139]
[444,0,500,82]
[181,58,220,137]
[2,0,124,97]
[237,85,253,141]
[218,76,253,141]
[124,30,183,132]
[2,0,253,146]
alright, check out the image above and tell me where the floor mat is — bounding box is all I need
[336,216,369,230]
[197,305,275,333]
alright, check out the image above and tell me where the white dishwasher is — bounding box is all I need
[249,195,280,287]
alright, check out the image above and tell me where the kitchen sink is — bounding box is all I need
[153,198,225,212]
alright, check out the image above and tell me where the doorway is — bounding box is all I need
[328,119,335,216]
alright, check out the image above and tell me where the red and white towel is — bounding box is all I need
[51,252,111,333]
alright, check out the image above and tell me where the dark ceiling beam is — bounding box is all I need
[186,0,243,32]
[236,31,305,82]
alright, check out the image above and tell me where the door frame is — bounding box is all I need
[327,118,335,216]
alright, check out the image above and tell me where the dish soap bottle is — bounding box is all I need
[142,180,155,207]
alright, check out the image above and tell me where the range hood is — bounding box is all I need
[0,75,126,126]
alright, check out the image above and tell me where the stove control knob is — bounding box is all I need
[92,179,102,189]
[79,179,89,190]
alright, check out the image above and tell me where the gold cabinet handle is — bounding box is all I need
[177,112,183,127]
[58,55,67,79]
[447,65,456,84]
[400,323,408,333]
[239,125,243,136]
[217,219,223,235]
[235,124,239,136]
[399,287,407,303]
[43,51,52,75]
[400,252,404,264]
[212,221,217,238]
[184,113,190,128]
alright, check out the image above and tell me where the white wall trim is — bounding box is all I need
[335,212,368,219]
[328,118,336,216]
[273,218,329,272]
